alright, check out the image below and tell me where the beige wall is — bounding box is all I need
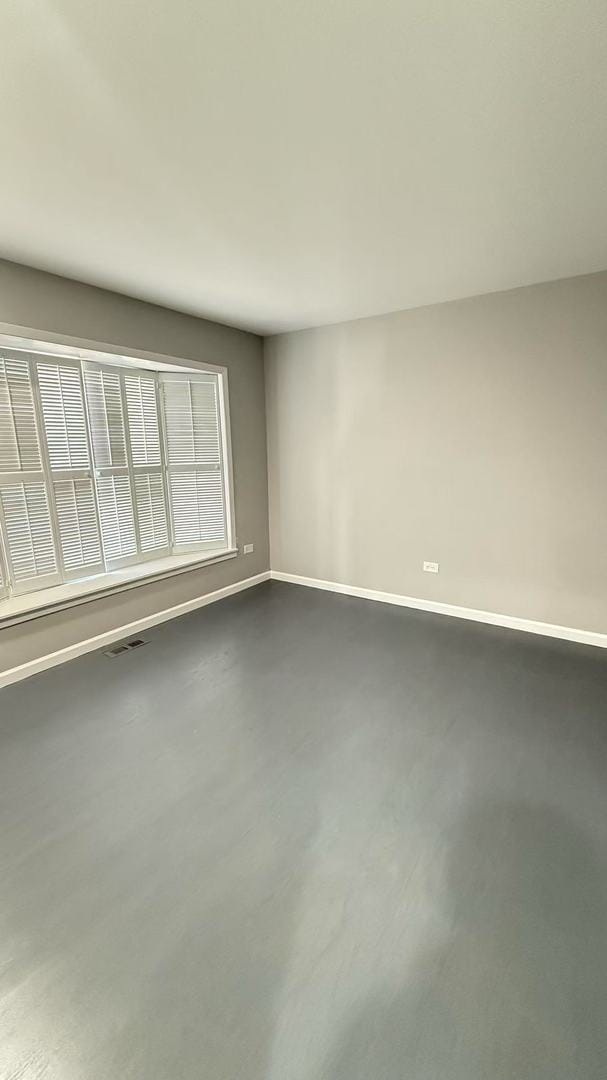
[0,260,269,674]
[265,272,607,634]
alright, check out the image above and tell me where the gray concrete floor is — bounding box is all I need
[1,580,606,1080]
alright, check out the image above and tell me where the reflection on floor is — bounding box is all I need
[1,580,606,1079]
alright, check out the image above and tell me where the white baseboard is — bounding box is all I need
[2,567,604,689]
[270,571,607,650]
[0,571,271,689]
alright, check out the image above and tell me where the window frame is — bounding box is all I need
[0,533,8,600]
[0,325,236,618]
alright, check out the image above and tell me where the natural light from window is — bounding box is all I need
[0,337,234,621]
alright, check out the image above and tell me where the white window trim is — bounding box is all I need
[0,324,229,375]
[0,546,238,628]
[0,517,9,600]
[0,324,237,623]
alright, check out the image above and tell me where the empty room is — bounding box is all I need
[1,1,606,1077]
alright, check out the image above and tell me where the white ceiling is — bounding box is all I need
[1,0,606,335]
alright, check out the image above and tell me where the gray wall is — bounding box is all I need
[0,259,269,674]
[265,272,607,634]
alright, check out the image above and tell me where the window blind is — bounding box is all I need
[94,474,137,562]
[36,360,104,580]
[0,481,58,589]
[53,479,102,572]
[0,350,231,605]
[84,366,169,564]
[134,472,169,552]
[0,353,61,594]
[161,375,227,550]
[84,365,137,566]
[124,374,161,465]
[0,355,41,472]
[83,367,127,469]
[124,373,169,557]
[37,362,90,471]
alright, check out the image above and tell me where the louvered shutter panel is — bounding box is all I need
[124,374,161,465]
[0,355,41,471]
[53,479,102,571]
[0,354,61,594]
[161,375,227,551]
[0,481,58,591]
[37,362,90,470]
[124,373,169,555]
[95,474,137,562]
[83,364,139,567]
[134,473,169,551]
[163,379,222,467]
[168,471,225,545]
[35,360,103,579]
[83,367,127,468]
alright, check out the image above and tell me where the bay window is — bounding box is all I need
[0,340,233,615]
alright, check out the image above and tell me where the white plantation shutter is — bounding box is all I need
[84,365,168,563]
[0,353,61,594]
[0,346,232,606]
[124,374,161,465]
[37,362,90,470]
[161,374,227,551]
[83,367,127,468]
[134,473,168,552]
[168,471,225,545]
[83,364,137,566]
[0,481,59,592]
[33,359,103,580]
[53,479,102,572]
[124,373,169,556]
[163,378,222,467]
[0,356,41,471]
[95,474,137,562]
[51,473,102,578]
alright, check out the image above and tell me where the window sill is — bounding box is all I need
[0,548,238,628]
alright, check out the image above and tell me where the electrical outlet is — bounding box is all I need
[423,561,439,573]
[243,543,254,554]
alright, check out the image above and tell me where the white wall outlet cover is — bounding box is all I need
[423,561,439,573]
[243,543,254,554]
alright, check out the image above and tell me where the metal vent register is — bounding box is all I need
[104,638,147,658]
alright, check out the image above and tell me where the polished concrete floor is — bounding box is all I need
[1,580,606,1079]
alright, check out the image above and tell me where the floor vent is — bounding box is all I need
[104,638,148,658]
